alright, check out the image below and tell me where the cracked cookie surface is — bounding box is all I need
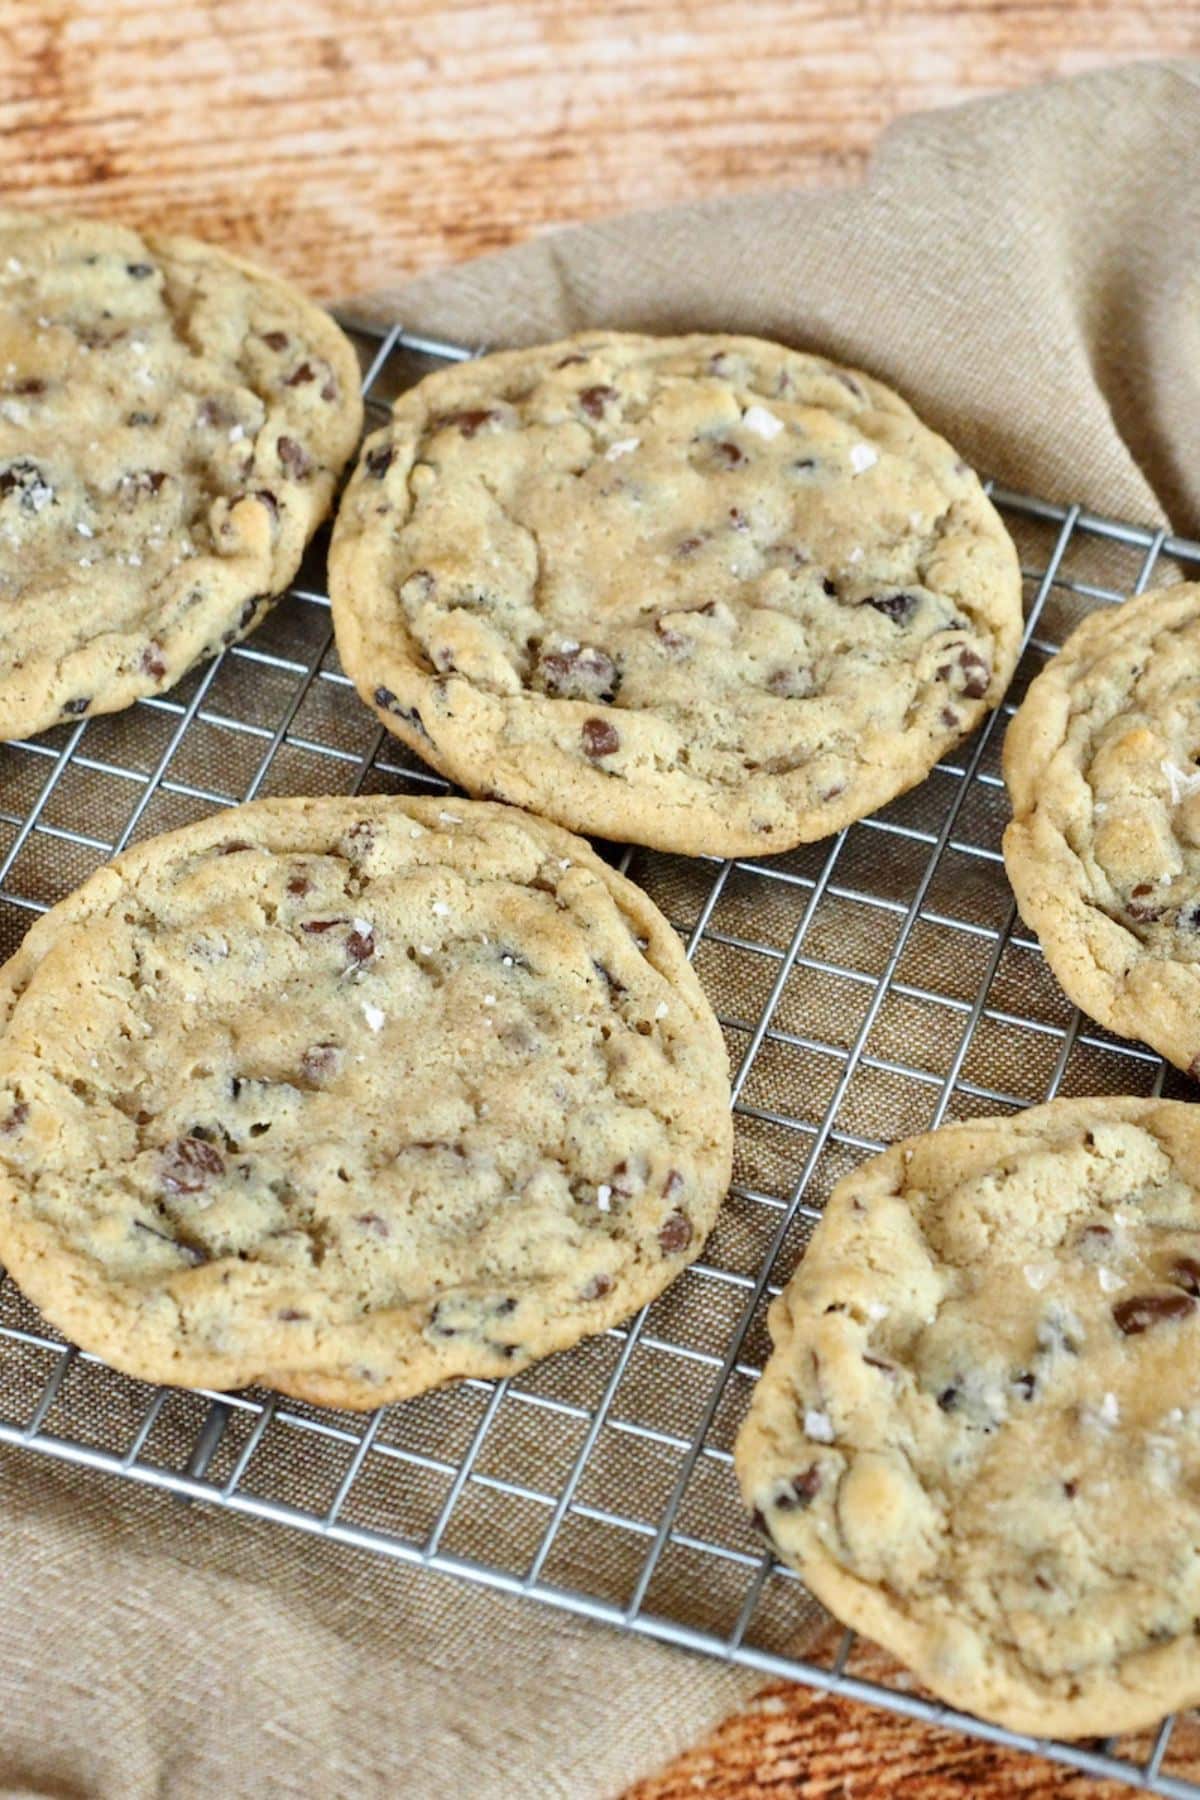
[0,795,731,1408]
[735,1098,1200,1736]
[1004,582,1200,1074]
[0,210,362,740]
[329,332,1022,855]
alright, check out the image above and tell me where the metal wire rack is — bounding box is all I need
[3,320,1200,1796]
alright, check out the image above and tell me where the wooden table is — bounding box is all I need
[1,6,1194,1795]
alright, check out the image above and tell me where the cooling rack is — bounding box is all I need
[3,321,1200,1798]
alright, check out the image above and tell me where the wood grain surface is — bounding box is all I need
[2,6,1197,1795]
[0,2,1194,300]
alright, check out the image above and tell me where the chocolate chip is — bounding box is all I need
[160,1135,225,1193]
[0,1101,29,1135]
[1063,1480,1078,1499]
[284,361,317,386]
[1126,882,1165,924]
[582,717,620,760]
[300,917,349,935]
[126,410,156,427]
[197,397,230,429]
[728,507,750,531]
[373,686,428,738]
[8,376,45,396]
[118,469,167,502]
[140,642,167,680]
[1179,905,1200,934]
[937,1385,960,1411]
[0,460,54,511]
[126,262,155,279]
[862,591,918,624]
[957,646,991,699]
[710,440,747,468]
[346,928,375,964]
[260,330,289,351]
[821,577,838,597]
[658,1210,693,1254]
[432,407,498,438]
[277,435,312,479]
[1012,1371,1037,1400]
[1169,1257,1200,1297]
[776,1467,821,1510]
[591,958,626,999]
[675,534,707,557]
[654,619,689,654]
[365,443,395,478]
[580,1272,614,1301]
[287,873,311,897]
[1112,1292,1196,1335]
[940,706,959,729]
[61,696,89,716]
[579,383,617,418]
[278,1308,309,1322]
[538,644,620,703]
[356,1211,389,1237]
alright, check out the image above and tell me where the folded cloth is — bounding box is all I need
[367,59,1200,537]
[3,58,1200,1800]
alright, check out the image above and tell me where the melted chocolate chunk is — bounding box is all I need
[1168,1257,1200,1298]
[432,407,498,438]
[658,1210,693,1254]
[0,1101,29,1135]
[538,644,620,703]
[260,330,289,351]
[0,460,54,510]
[61,696,90,716]
[346,928,375,964]
[861,591,918,624]
[580,1272,614,1301]
[118,469,168,502]
[581,717,620,760]
[373,687,429,737]
[1112,1292,1196,1335]
[776,1466,822,1510]
[710,440,747,469]
[140,642,168,680]
[579,383,617,418]
[160,1135,225,1193]
[277,435,313,479]
[1126,881,1165,924]
[365,443,395,479]
[284,361,317,387]
[126,262,155,279]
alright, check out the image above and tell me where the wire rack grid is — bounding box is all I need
[2,321,1200,1796]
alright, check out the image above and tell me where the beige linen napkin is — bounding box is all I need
[3,59,1200,1800]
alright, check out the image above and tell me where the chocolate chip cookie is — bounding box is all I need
[735,1097,1200,1737]
[0,210,362,740]
[0,796,731,1408]
[1004,582,1200,1075]
[329,332,1022,856]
